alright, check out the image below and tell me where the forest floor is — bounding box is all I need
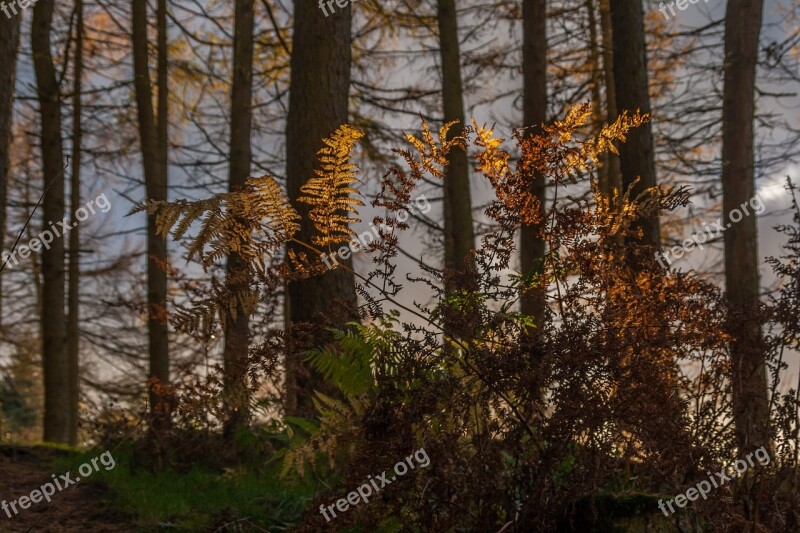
[0,445,130,532]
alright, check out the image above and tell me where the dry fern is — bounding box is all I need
[131,176,299,273]
[297,124,366,248]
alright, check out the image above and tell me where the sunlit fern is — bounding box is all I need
[128,126,367,335]
[131,175,300,273]
[297,124,366,248]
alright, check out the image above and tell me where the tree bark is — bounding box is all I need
[610,0,659,247]
[520,0,548,332]
[285,0,356,417]
[721,0,770,455]
[587,0,605,189]
[32,0,69,443]
[223,0,255,438]
[67,0,84,446]
[132,0,170,432]
[0,0,21,329]
[599,0,620,197]
[437,0,474,272]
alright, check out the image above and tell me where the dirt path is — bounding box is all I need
[0,446,131,532]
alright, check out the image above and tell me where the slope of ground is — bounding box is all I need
[0,445,131,532]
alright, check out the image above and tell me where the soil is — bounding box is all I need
[0,445,132,532]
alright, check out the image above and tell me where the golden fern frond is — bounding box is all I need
[472,121,539,223]
[551,102,593,143]
[297,124,366,248]
[549,103,648,173]
[583,109,649,164]
[515,103,648,183]
[130,176,300,270]
[403,119,462,180]
[473,121,509,180]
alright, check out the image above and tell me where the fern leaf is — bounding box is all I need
[297,125,366,247]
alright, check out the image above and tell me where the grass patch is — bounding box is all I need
[53,447,318,531]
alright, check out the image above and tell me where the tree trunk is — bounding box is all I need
[587,0,605,190]
[223,0,255,438]
[721,0,770,456]
[437,0,474,272]
[285,1,356,417]
[520,0,548,332]
[610,0,659,247]
[0,0,21,328]
[67,0,84,446]
[132,0,170,433]
[32,0,69,443]
[599,0,620,197]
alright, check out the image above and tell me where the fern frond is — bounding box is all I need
[305,328,376,396]
[129,176,300,270]
[403,119,463,181]
[281,322,409,478]
[297,125,366,248]
[280,390,364,478]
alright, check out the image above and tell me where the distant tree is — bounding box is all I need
[132,0,171,433]
[610,0,659,246]
[68,0,85,446]
[0,6,21,322]
[223,0,256,437]
[598,0,620,197]
[721,0,770,456]
[437,0,475,272]
[520,0,548,334]
[32,0,69,443]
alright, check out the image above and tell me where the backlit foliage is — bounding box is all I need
[132,175,299,272]
[276,105,774,530]
[130,125,367,334]
[297,124,366,248]
[145,106,800,531]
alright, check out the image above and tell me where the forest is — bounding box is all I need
[0,0,799,531]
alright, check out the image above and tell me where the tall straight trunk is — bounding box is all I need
[0,2,21,327]
[32,0,69,443]
[156,0,167,186]
[132,0,170,431]
[285,1,355,417]
[599,0,620,197]
[223,0,255,437]
[437,0,474,272]
[520,0,548,332]
[609,0,659,247]
[587,0,605,189]
[67,0,84,446]
[721,0,769,455]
